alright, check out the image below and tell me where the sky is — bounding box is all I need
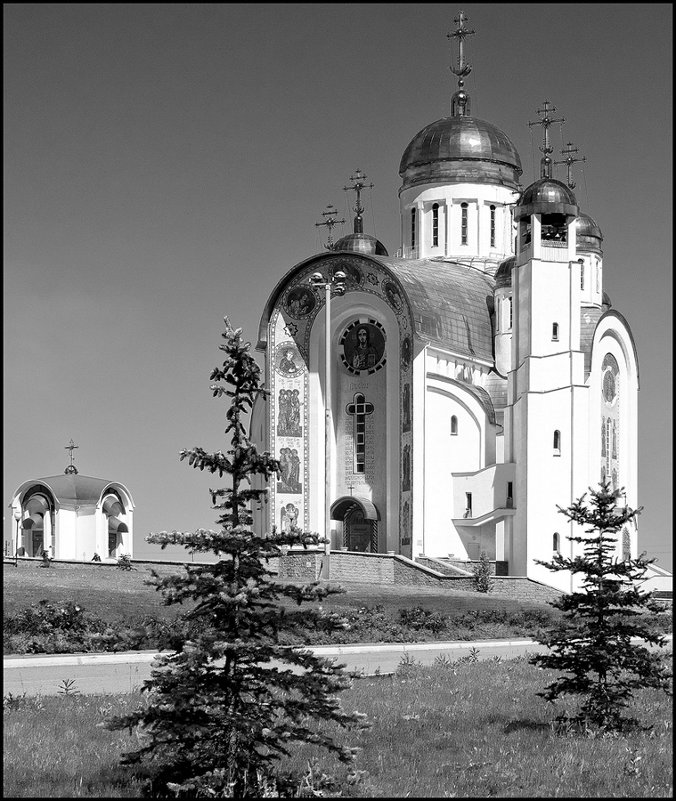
[4,4,673,566]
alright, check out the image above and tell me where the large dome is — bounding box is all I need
[399,115,522,191]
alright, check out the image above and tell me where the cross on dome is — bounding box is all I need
[528,100,565,178]
[343,169,374,234]
[447,10,475,116]
[314,204,345,250]
[554,141,587,189]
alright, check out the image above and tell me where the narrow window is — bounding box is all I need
[490,205,496,248]
[508,297,513,330]
[553,430,561,455]
[347,393,374,473]
[410,207,416,249]
[553,532,560,553]
[552,322,559,341]
[506,482,513,508]
[450,415,458,436]
[461,203,468,245]
[432,203,439,247]
[465,492,473,517]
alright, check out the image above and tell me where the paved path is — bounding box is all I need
[4,636,671,697]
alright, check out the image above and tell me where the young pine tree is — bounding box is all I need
[472,550,494,593]
[530,482,672,732]
[105,319,367,797]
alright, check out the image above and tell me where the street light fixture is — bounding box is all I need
[309,269,347,579]
[12,506,22,567]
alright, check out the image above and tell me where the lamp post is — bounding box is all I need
[13,507,21,567]
[309,269,346,579]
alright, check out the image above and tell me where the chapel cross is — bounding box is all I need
[554,141,586,189]
[528,100,565,178]
[315,204,345,250]
[346,393,374,474]
[64,439,79,474]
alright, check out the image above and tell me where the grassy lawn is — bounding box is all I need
[3,559,549,623]
[4,658,672,797]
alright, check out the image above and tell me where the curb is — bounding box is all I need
[4,634,671,670]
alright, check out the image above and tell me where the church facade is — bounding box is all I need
[251,17,640,593]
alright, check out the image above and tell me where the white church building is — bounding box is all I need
[250,16,645,594]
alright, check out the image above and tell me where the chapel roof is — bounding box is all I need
[15,474,133,508]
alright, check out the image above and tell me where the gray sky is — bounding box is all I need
[4,4,672,566]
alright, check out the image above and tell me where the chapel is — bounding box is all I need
[10,441,135,561]
[251,13,640,592]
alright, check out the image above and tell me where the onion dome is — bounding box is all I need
[574,212,603,253]
[399,116,522,191]
[333,232,388,256]
[515,177,578,221]
[494,256,516,289]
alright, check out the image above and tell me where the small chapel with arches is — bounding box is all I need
[9,440,135,562]
[251,12,643,593]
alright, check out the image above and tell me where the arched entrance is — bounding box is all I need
[330,496,380,553]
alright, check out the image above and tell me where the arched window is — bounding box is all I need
[553,532,560,553]
[461,203,468,245]
[553,430,561,455]
[450,415,458,436]
[552,322,559,341]
[490,205,496,248]
[507,297,513,330]
[580,263,585,290]
[103,491,128,558]
[410,208,416,249]
[432,203,439,247]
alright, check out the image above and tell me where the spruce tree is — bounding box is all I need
[105,318,367,797]
[530,482,672,732]
[472,550,494,593]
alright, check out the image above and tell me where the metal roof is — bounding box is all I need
[14,474,134,509]
[378,257,496,362]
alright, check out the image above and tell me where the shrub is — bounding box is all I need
[472,551,494,593]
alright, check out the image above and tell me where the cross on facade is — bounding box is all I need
[343,169,374,234]
[346,393,374,474]
[315,204,345,250]
[64,439,79,474]
[528,100,565,178]
[554,141,586,189]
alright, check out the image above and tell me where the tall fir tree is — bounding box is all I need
[105,319,367,797]
[530,482,672,732]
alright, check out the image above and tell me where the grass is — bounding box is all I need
[4,561,670,654]
[3,658,672,797]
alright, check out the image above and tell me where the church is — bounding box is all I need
[250,14,640,593]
